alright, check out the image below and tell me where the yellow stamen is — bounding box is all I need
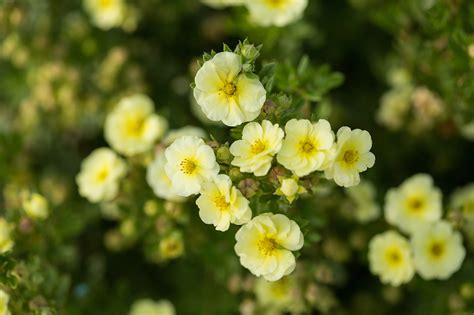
[429,241,445,259]
[385,248,402,267]
[299,140,315,155]
[406,196,425,213]
[222,82,237,96]
[126,117,145,138]
[258,236,278,256]
[213,194,230,212]
[342,150,358,165]
[251,139,267,154]
[180,158,198,175]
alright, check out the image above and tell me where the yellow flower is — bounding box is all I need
[76,148,127,203]
[0,289,10,315]
[0,218,14,254]
[129,299,175,315]
[368,231,415,286]
[159,232,185,260]
[201,0,245,8]
[385,174,442,235]
[193,52,266,127]
[105,94,167,156]
[324,127,375,187]
[345,181,380,223]
[165,136,219,196]
[275,177,307,203]
[230,120,284,176]
[411,221,465,280]
[277,119,335,177]
[162,126,207,146]
[83,0,126,30]
[450,183,474,221]
[245,0,308,27]
[196,174,252,231]
[146,151,184,202]
[22,192,49,220]
[235,213,304,281]
[255,276,297,311]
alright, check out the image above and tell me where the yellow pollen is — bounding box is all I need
[343,150,358,165]
[429,241,445,259]
[126,117,145,138]
[258,236,278,256]
[96,167,109,183]
[251,139,267,154]
[180,158,198,175]
[385,248,402,266]
[406,196,425,213]
[214,194,230,211]
[299,140,315,154]
[222,82,237,96]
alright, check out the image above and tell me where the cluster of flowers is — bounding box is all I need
[369,174,466,286]
[201,0,308,27]
[75,42,376,283]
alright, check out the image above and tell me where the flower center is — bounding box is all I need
[213,194,230,212]
[96,167,109,183]
[385,248,402,267]
[126,116,145,138]
[428,241,445,259]
[258,236,278,256]
[99,0,113,9]
[251,139,267,154]
[264,0,286,8]
[343,150,359,165]
[222,82,237,96]
[180,158,198,175]
[299,140,315,155]
[406,196,425,213]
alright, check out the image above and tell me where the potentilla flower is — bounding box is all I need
[450,183,474,221]
[22,192,49,220]
[245,0,308,27]
[105,94,167,156]
[129,299,175,315]
[162,126,207,146]
[0,289,10,315]
[83,0,126,30]
[76,148,127,203]
[196,174,252,231]
[275,177,307,203]
[193,52,266,127]
[164,136,220,196]
[146,151,184,202]
[368,231,415,286]
[324,127,375,187]
[411,221,465,280]
[235,213,304,281]
[384,174,442,235]
[276,119,335,177]
[255,276,297,311]
[0,218,14,254]
[201,0,245,8]
[345,181,380,223]
[230,120,284,176]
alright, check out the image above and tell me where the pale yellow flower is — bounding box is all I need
[22,192,49,220]
[146,151,184,202]
[129,298,175,315]
[384,174,442,235]
[275,177,306,203]
[83,0,126,30]
[277,119,335,177]
[0,289,10,315]
[201,0,245,8]
[411,221,465,280]
[368,231,415,286]
[325,127,375,187]
[246,0,308,27]
[196,174,252,231]
[105,94,167,156]
[230,120,284,176]
[0,218,14,254]
[376,87,412,130]
[345,181,380,223]
[450,183,474,221]
[193,52,266,127]
[164,136,219,196]
[255,276,297,311]
[76,148,127,203]
[235,213,304,281]
[159,232,185,260]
